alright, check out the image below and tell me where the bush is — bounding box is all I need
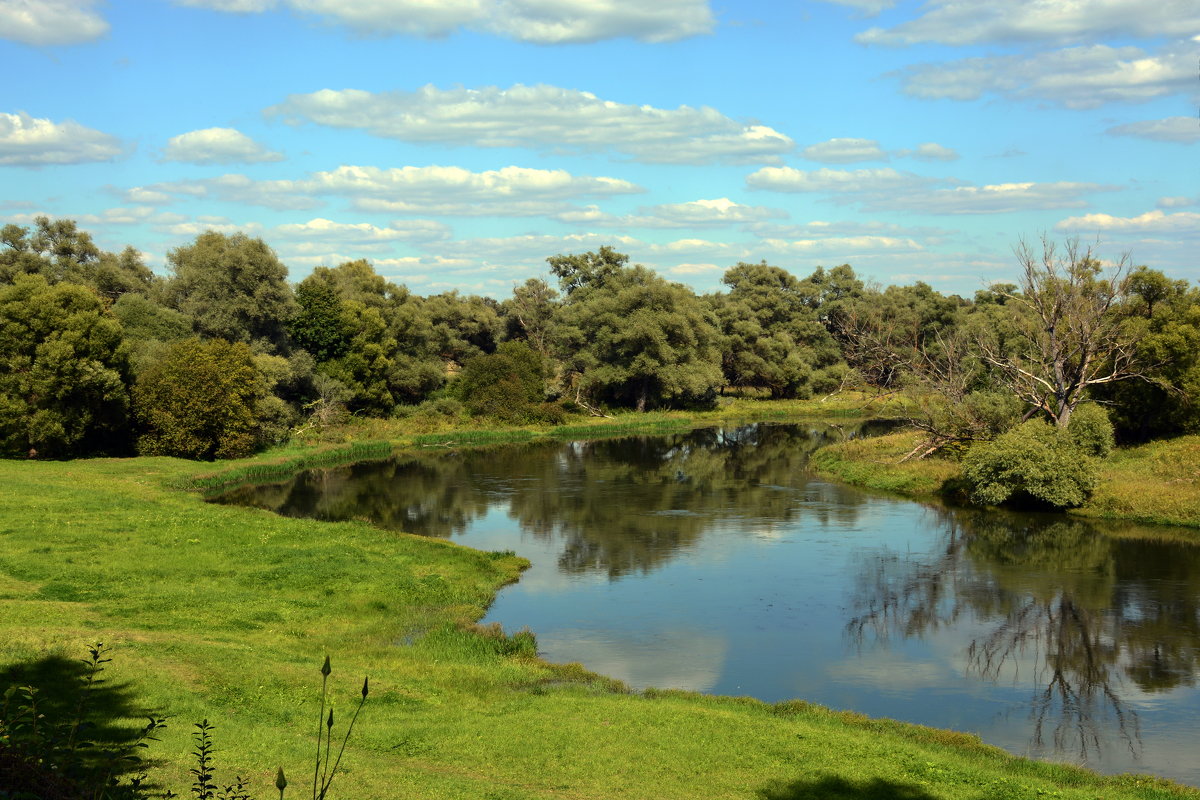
[1067,402,1115,458]
[132,338,265,459]
[456,341,546,423]
[961,419,1097,509]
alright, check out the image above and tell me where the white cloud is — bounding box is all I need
[154,217,265,236]
[746,166,936,194]
[266,84,793,164]
[895,40,1197,109]
[896,142,959,162]
[1056,209,1200,235]
[1106,116,1200,144]
[816,0,896,14]
[120,187,175,204]
[1157,196,1197,209]
[747,219,953,240]
[557,197,786,229]
[0,111,123,166]
[142,163,641,216]
[801,137,887,163]
[856,0,1200,46]
[0,0,108,45]
[748,167,1116,214]
[162,127,285,164]
[274,217,450,243]
[178,0,713,43]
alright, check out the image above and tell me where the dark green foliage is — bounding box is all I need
[961,419,1097,509]
[712,261,846,398]
[164,232,295,352]
[552,251,723,412]
[291,281,351,362]
[456,341,547,422]
[132,338,264,459]
[1067,403,1114,458]
[0,274,130,457]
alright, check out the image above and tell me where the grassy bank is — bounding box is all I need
[2,410,1198,798]
[810,430,1200,530]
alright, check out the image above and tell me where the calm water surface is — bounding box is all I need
[218,423,1200,785]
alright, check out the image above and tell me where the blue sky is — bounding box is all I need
[2,0,1197,298]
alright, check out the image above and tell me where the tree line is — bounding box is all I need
[3,217,1198,501]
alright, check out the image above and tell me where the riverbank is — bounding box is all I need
[2,405,1198,798]
[809,429,1200,530]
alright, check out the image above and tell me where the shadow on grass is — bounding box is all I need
[1,652,160,797]
[759,775,942,800]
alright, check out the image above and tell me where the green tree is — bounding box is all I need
[552,251,723,411]
[164,231,295,352]
[0,275,130,457]
[961,419,1097,509]
[1,217,157,301]
[132,337,265,459]
[712,261,845,398]
[456,340,548,422]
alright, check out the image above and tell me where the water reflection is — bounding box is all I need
[219,422,870,578]
[848,510,1200,761]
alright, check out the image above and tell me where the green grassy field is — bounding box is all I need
[811,430,1200,530]
[3,411,1199,798]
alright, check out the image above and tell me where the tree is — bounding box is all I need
[978,237,1140,429]
[0,275,130,457]
[502,278,559,359]
[132,338,265,459]
[961,418,1099,509]
[164,231,295,352]
[456,341,548,422]
[712,261,845,398]
[552,251,723,412]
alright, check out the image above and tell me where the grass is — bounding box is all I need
[1,405,1198,798]
[810,430,1200,530]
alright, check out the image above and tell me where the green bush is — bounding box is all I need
[1067,402,1115,457]
[961,419,1097,509]
[132,338,265,459]
[456,341,546,423]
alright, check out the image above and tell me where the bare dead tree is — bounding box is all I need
[979,237,1142,428]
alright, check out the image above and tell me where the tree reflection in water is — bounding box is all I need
[216,421,874,577]
[848,510,1200,763]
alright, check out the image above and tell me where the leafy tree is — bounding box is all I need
[502,278,559,359]
[132,337,265,459]
[424,290,503,366]
[961,419,1097,509]
[1,217,157,301]
[290,280,351,362]
[552,251,723,411]
[0,275,130,457]
[164,231,295,352]
[456,341,549,422]
[712,261,845,398]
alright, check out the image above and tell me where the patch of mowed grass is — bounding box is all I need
[2,450,1198,799]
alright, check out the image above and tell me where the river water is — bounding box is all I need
[216,422,1200,785]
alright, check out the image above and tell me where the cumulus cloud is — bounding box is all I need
[1106,116,1200,144]
[0,111,124,166]
[801,137,887,163]
[140,164,641,216]
[0,0,108,45]
[267,84,793,164]
[154,215,265,236]
[1055,209,1200,235]
[274,217,450,243]
[748,167,1115,214]
[1157,196,1198,209]
[162,127,285,164]
[746,166,936,194]
[177,0,713,43]
[896,142,959,161]
[895,40,1197,109]
[856,0,1200,46]
[557,197,786,229]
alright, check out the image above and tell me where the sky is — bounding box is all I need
[1,0,1197,299]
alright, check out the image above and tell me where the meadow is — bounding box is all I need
[3,404,1199,798]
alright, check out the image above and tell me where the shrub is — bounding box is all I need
[961,419,1097,509]
[455,341,546,423]
[132,338,264,459]
[1067,402,1115,458]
